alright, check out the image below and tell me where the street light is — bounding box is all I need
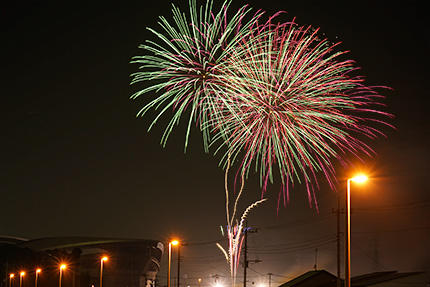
[35,269,41,287]
[345,174,368,287]
[59,264,67,287]
[100,256,108,287]
[19,272,25,287]
[168,240,179,287]
[9,273,14,287]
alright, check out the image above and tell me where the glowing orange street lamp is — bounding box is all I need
[19,272,25,287]
[168,240,179,287]
[35,269,41,287]
[59,264,67,287]
[100,256,108,287]
[345,174,368,287]
[9,273,15,287]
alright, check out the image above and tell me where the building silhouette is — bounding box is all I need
[0,236,163,287]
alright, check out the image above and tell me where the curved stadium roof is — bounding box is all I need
[1,236,163,252]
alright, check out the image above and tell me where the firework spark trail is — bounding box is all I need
[208,19,393,207]
[130,0,264,152]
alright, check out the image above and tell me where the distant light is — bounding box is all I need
[60,264,67,270]
[351,174,368,183]
[10,274,14,279]
[214,283,224,287]
[36,269,42,273]
[258,284,266,287]
[198,278,202,283]
[20,272,25,277]
[101,256,109,262]
[170,240,179,246]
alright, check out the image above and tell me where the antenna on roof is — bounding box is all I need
[313,248,318,271]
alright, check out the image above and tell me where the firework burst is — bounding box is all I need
[208,19,393,206]
[130,0,263,151]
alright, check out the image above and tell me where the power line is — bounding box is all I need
[184,238,228,246]
[354,200,430,212]
[249,238,336,255]
[353,225,430,234]
[248,234,336,252]
[259,213,333,231]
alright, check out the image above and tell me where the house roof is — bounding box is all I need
[277,270,426,287]
[351,271,424,286]
[279,270,337,287]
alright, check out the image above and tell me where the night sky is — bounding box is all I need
[2,1,429,286]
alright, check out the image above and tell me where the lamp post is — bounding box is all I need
[100,256,108,287]
[168,240,179,287]
[35,269,41,287]
[59,264,67,287]
[19,272,25,287]
[345,174,368,287]
[9,273,14,287]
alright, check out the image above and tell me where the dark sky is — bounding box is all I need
[2,0,429,285]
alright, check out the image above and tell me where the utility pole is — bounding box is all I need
[372,235,380,271]
[267,273,273,287]
[333,193,342,287]
[177,246,181,287]
[337,194,341,287]
[243,223,260,287]
[5,260,9,287]
[212,275,220,285]
[243,221,248,287]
